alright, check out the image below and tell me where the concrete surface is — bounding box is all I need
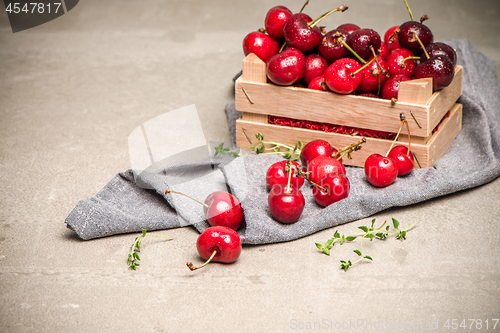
[1,0,500,332]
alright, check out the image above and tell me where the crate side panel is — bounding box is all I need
[427,103,463,166]
[235,80,431,137]
[235,119,434,168]
[428,65,463,132]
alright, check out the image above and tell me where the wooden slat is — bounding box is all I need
[235,79,431,137]
[240,53,268,124]
[427,65,463,133]
[241,53,267,83]
[398,77,433,104]
[241,112,267,124]
[427,103,463,166]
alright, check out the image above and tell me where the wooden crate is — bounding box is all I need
[234,53,463,168]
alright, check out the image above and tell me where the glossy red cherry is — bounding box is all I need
[346,28,381,60]
[264,5,293,40]
[336,23,360,35]
[364,154,398,187]
[398,21,433,55]
[266,47,306,86]
[414,55,455,91]
[268,184,305,224]
[204,191,244,230]
[307,155,346,184]
[242,31,280,62]
[303,54,328,85]
[283,13,322,53]
[384,26,401,51]
[165,189,244,230]
[378,41,389,59]
[307,75,328,91]
[318,28,350,64]
[324,58,362,94]
[387,145,414,176]
[266,160,304,190]
[381,74,411,100]
[313,172,350,207]
[187,226,242,271]
[425,42,457,67]
[357,55,389,94]
[386,47,417,77]
[300,139,333,168]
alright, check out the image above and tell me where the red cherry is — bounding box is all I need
[266,47,306,86]
[307,75,329,91]
[364,154,398,187]
[357,55,389,94]
[187,226,242,271]
[378,41,389,59]
[242,31,280,62]
[307,155,346,184]
[266,160,304,190]
[318,29,350,64]
[336,23,360,35]
[203,191,244,230]
[300,139,333,168]
[384,26,401,51]
[381,74,411,100]
[386,48,417,77]
[303,54,328,85]
[313,172,350,207]
[268,184,305,224]
[425,42,457,67]
[398,21,433,55]
[264,5,293,40]
[387,145,414,176]
[324,58,362,94]
[346,28,382,61]
[414,55,455,91]
[283,13,322,52]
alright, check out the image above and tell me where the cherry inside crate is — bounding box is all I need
[235,53,463,168]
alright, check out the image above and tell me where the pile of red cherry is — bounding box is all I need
[242,3,457,99]
[168,132,412,270]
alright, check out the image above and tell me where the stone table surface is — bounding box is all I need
[1,0,499,332]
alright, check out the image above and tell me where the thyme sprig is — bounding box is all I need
[214,131,303,161]
[315,218,416,271]
[128,229,173,270]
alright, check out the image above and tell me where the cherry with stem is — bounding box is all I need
[187,249,218,271]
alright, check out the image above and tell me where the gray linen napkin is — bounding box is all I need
[65,39,500,243]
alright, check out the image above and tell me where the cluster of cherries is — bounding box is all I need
[266,139,353,224]
[166,125,414,270]
[242,3,457,99]
[164,189,244,271]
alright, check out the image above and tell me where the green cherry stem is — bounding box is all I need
[404,116,412,157]
[333,138,367,160]
[186,249,218,271]
[401,56,421,69]
[298,168,328,193]
[370,46,390,78]
[164,189,209,208]
[308,5,348,29]
[299,0,309,13]
[409,32,430,59]
[335,34,366,64]
[285,159,293,193]
[351,54,379,77]
[385,116,406,157]
[403,0,414,21]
